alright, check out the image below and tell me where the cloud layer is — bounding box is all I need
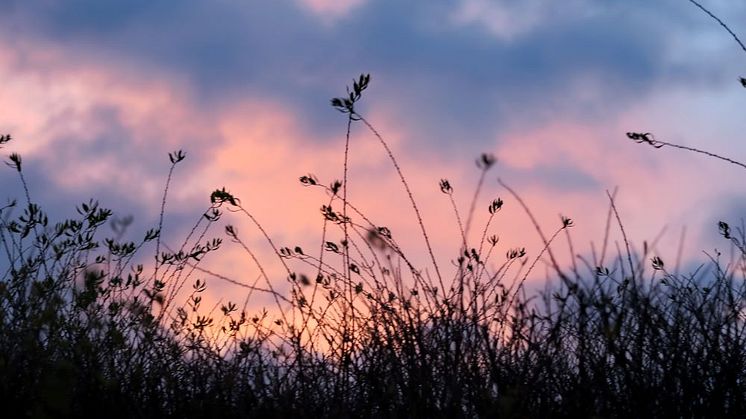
[2,0,746,308]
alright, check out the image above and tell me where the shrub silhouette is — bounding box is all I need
[2,3,746,418]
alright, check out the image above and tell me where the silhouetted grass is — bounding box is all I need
[3,84,746,418]
[2,3,746,415]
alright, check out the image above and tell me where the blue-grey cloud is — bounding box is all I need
[4,0,743,150]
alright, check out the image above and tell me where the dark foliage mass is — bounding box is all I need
[2,4,746,418]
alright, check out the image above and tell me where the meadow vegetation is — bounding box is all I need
[2,3,746,417]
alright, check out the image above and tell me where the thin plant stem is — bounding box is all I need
[355,113,444,291]
[607,190,635,280]
[688,0,746,54]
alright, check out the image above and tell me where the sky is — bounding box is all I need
[1,0,746,309]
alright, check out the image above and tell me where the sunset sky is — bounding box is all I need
[1,0,745,304]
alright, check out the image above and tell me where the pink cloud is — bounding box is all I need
[0,38,214,204]
[191,91,735,312]
[296,0,366,20]
[491,97,741,277]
